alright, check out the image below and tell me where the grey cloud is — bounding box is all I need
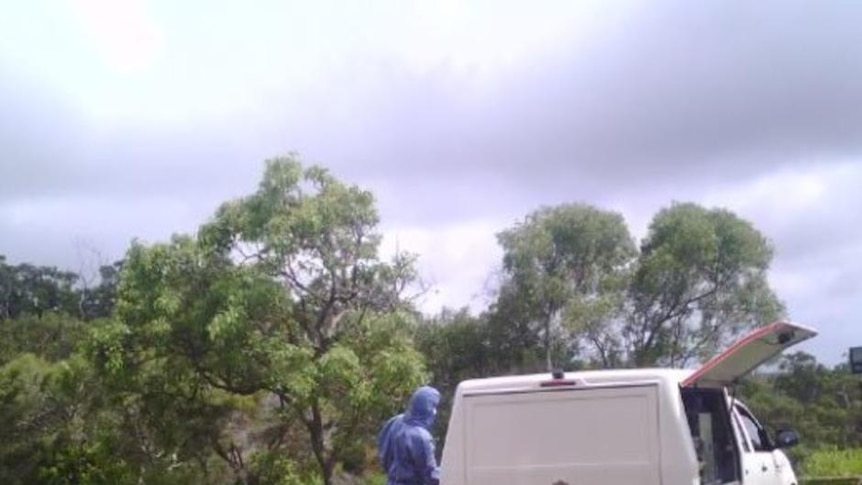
[772,257,862,365]
[770,214,862,266]
[730,169,862,265]
[265,0,862,198]
[6,0,862,222]
[0,70,90,192]
[0,190,229,279]
[0,68,269,204]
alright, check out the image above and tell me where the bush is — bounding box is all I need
[250,451,309,485]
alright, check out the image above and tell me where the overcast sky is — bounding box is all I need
[2,0,861,365]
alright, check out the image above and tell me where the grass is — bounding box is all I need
[800,479,861,485]
[804,448,862,477]
[800,447,862,484]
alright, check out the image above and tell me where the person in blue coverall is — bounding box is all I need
[377,385,441,485]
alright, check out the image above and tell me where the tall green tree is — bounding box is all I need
[623,202,785,366]
[412,307,493,448]
[89,155,428,485]
[495,203,637,370]
[79,260,124,321]
[0,255,122,322]
[0,257,80,320]
[0,313,86,365]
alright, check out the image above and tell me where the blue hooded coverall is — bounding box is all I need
[377,386,441,485]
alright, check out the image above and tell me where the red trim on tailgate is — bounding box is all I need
[680,321,791,387]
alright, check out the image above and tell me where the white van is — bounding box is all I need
[439,321,817,485]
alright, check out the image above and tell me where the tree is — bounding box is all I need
[623,202,785,366]
[0,313,87,365]
[413,307,492,396]
[495,203,637,370]
[411,307,495,446]
[0,351,135,485]
[79,260,124,321]
[739,352,862,469]
[0,257,80,320]
[773,351,830,405]
[483,281,562,373]
[89,155,428,485]
[0,255,121,322]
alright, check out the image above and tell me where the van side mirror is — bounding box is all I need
[774,429,800,448]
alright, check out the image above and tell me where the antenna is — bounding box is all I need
[395,232,400,257]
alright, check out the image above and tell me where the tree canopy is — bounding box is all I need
[495,203,637,370]
[89,156,428,485]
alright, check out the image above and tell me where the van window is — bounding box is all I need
[731,413,751,452]
[681,388,740,484]
[734,404,771,452]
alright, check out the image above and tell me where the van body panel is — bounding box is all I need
[441,371,700,485]
[462,383,661,485]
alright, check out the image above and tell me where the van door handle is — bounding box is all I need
[761,465,768,472]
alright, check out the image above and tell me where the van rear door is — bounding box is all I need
[682,320,817,388]
[461,382,662,485]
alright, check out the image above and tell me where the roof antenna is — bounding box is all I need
[394,232,400,257]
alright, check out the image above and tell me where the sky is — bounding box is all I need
[1,0,861,366]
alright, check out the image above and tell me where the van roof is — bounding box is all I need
[455,321,819,395]
[456,367,695,394]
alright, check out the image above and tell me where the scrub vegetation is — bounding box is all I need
[1,155,858,484]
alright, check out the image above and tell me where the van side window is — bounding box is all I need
[734,405,770,452]
[681,388,740,484]
[731,413,751,452]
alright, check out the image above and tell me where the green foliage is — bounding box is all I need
[0,255,122,322]
[625,202,785,366]
[249,450,308,485]
[0,353,56,483]
[799,478,862,485]
[0,351,133,485]
[803,448,862,478]
[495,203,636,370]
[481,200,784,370]
[86,154,427,485]
[0,312,88,365]
[361,472,388,485]
[0,256,79,319]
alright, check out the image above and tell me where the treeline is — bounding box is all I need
[1,155,858,484]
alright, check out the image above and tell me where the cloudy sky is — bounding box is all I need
[2,0,861,365]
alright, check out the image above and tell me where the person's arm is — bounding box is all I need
[377,415,399,470]
[410,430,440,485]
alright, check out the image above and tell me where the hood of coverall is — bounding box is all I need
[403,385,440,430]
